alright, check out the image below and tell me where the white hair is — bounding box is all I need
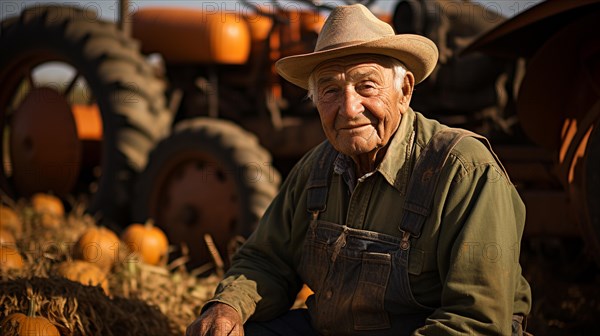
[306,56,407,103]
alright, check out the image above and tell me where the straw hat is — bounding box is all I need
[275,4,439,89]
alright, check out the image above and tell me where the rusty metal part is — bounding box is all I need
[151,155,239,267]
[9,87,82,197]
[517,10,600,151]
[463,0,600,58]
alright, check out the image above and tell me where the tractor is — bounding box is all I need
[0,0,361,267]
[2,0,600,268]
[463,0,600,265]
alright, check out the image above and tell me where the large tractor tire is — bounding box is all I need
[132,118,281,269]
[0,6,172,225]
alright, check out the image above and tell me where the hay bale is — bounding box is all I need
[0,199,221,334]
[0,276,175,335]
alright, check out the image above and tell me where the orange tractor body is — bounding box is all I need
[132,8,252,64]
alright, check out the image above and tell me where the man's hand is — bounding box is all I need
[186,303,244,336]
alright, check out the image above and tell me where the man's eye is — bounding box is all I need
[322,88,339,96]
[357,82,377,93]
[317,87,339,103]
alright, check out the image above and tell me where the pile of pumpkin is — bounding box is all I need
[0,194,220,335]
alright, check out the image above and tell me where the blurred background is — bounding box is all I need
[1,1,599,335]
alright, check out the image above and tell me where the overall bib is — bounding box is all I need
[295,128,527,335]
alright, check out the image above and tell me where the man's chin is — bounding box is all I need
[335,142,377,157]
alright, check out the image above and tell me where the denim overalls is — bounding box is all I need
[296,128,527,335]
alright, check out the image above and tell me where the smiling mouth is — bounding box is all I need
[339,124,371,131]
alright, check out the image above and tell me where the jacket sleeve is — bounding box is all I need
[203,153,313,323]
[414,153,531,335]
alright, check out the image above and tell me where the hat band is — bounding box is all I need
[317,40,366,52]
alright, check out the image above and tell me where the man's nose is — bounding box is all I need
[340,89,364,118]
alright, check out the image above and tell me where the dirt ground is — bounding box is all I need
[520,236,600,336]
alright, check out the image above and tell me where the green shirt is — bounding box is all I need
[207,108,532,335]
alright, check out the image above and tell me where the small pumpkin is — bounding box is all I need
[56,260,109,294]
[121,219,169,265]
[74,226,121,271]
[0,228,16,246]
[0,245,24,271]
[0,285,60,335]
[31,193,64,229]
[0,205,22,237]
[31,193,64,216]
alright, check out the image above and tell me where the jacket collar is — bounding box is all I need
[333,108,416,194]
[377,107,416,193]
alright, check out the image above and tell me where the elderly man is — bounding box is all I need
[187,4,531,336]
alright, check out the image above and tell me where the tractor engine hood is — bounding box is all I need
[132,7,253,64]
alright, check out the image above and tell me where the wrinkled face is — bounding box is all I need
[313,55,412,158]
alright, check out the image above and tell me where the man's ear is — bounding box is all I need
[399,71,415,112]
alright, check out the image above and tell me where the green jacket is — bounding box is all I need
[207,108,532,335]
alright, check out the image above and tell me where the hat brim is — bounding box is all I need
[275,34,438,90]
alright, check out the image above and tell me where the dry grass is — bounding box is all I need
[0,197,221,335]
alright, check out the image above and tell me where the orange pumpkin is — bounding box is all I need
[0,246,24,271]
[56,260,109,294]
[31,193,64,229]
[31,193,64,216]
[0,205,22,237]
[1,313,60,335]
[121,220,169,265]
[74,227,121,272]
[1,289,60,335]
[0,228,16,246]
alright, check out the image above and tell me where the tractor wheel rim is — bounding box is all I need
[9,87,82,196]
[151,154,239,266]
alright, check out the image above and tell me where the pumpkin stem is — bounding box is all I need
[145,219,155,229]
[25,281,36,318]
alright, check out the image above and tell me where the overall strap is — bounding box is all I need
[306,142,338,218]
[398,128,508,250]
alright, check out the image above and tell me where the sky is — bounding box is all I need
[1,0,544,22]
